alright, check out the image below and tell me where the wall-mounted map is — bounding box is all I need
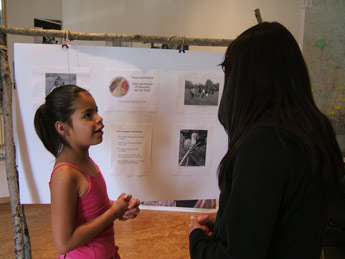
[303,0,345,139]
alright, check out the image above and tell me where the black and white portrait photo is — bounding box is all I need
[178,129,208,167]
[45,73,77,96]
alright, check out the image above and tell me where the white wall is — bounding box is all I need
[0,0,62,201]
[2,0,305,200]
[62,0,304,51]
[7,0,62,75]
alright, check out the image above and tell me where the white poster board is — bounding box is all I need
[14,43,227,204]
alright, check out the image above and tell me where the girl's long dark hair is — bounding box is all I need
[218,22,343,190]
[34,85,88,157]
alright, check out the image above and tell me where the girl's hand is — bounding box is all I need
[117,193,132,202]
[120,197,140,221]
[111,194,130,220]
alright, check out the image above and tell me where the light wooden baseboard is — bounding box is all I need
[0,197,10,204]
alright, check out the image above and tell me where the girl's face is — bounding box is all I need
[66,92,104,149]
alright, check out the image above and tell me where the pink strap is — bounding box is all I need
[49,162,96,189]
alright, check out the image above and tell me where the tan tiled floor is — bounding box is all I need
[0,203,204,259]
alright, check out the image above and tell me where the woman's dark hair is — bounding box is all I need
[218,22,343,190]
[34,85,88,157]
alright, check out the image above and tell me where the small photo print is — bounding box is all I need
[109,76,130,97]
[45,73,77,96]
[184,79,220,106]
[178,129,208,167]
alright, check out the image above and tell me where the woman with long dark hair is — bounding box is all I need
[187,22,344,259]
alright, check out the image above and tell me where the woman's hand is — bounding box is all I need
[196,213,216,237]
[188,213,217,237]
[188,216,202,235]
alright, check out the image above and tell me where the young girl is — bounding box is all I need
[34,84,140,258]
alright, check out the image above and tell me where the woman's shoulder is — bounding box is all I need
[239,124,280,148]
[245,117,302,146]
[238,121,306,161]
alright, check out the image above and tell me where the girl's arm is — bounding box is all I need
[50,166,129,255]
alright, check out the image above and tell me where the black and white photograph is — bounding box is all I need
[45,73,77,96]
[178,129,208,167]
[184,78,220,106]
[177,72,223,114]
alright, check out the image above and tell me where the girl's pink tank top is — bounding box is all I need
[50,162,120,259]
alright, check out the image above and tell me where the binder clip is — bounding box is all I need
[62,29,70,49]
[179,36,185,53]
